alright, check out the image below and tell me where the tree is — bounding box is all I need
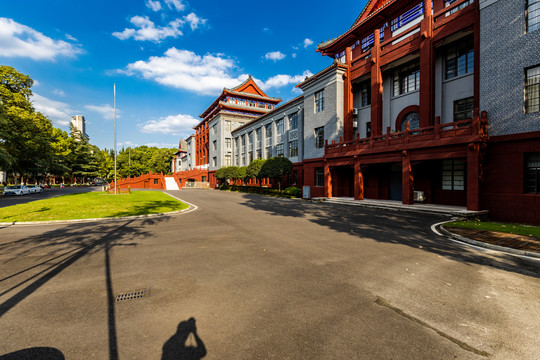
[234,166,247,182]
[215,166,238,184]
[259,157,293,191]
[246,159,266,186]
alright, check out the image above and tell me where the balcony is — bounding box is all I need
[325,113,488,158]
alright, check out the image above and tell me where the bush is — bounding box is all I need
[284,186,302,198]
[219,183,229,190]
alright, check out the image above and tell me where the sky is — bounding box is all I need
[1,0,368,150]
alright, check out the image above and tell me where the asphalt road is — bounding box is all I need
[0,189,539,359]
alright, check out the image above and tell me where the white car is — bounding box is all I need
[27,185,43,193]
[3,185,31,196]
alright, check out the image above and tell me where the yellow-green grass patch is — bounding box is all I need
[0,191,189,222]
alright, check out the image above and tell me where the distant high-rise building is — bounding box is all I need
[71,115,88,139]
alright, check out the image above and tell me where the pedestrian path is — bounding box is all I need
[164,177,180,191]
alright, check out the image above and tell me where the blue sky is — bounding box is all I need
[1,0,367,150]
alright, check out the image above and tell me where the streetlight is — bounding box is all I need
[114,83,117,195]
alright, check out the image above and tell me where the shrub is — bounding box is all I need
[284,186,302,198]
[219,183,229,190]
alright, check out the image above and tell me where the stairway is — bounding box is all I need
[164,177,180,190]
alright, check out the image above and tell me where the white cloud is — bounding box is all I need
[31,93,74,126]
[53,89,65,97]
[65,33,77,41]
[257,70,314,91]
[0,18,83,61]
[184,12,206,31]
[264,51,286,62]
[164,0,185,11]
[292,53,297,58]
[146,0,162,11]
[121,48,248,96]
[303,38,314,48]
[140,113,199,136]
[84,104,119,120]
[112,16,183,42]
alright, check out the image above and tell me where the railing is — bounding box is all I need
[326,113,488,156]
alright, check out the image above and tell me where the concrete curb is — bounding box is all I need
[0,192,198,227]
[435,220,540,260]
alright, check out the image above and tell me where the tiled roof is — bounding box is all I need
[295,60,347,89]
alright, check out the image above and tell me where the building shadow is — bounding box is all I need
[0,347,64,359]
[161,318,206,360]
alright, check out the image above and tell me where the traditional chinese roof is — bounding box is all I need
[295,60,348,89]
[231,94,304,134]
[317,0,401,56]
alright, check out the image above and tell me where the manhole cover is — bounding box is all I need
[116,290,147,302]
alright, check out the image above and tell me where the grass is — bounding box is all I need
[444,220,540,238]
[0,191,189,222]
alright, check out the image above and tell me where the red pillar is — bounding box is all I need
[354,156,364,200]
[419,0,434,127]
[324,160,332,198]
[402,151,414,205]
[467,143,480,211]
[344,47,354,141]
[370,29,383,137]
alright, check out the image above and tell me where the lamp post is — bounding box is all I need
[114,84,117,195]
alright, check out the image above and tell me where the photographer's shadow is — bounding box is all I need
[161,318,206,360]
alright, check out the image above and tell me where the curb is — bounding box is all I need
[0,192,198,227]
[435,221,540,260]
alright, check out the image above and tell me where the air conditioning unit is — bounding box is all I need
[352,108,359,116]
[413,191,426,202]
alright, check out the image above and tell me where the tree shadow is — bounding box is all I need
[161,318,206,360]
[0,216,171,360]
[238,193,540,279]
[107,200,188,218]
[0,346,65,359]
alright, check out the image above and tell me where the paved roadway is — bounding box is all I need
[0,189,539,359]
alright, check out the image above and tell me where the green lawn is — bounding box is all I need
[444,220,540,238]
[0,191,189,222]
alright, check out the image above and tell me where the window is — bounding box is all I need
[256,127,262,144]
[225,121,231,132]
[235,155,239,166]
[289,140,298,157]
[265,123,272,138]
[213,140,217,151]
[454,97,474,121]
[242,135,246,146]
[527,0,540,33]
[154,179,159,185]
[401,112,420,131]
[256,149,261,159]
[525,153,540,193]
[446,38,474,80]
[525,65,540,113]
[314,127,325,149]
[366,122,371,137]
[225,138,231,149]
[235,137,239,151]
[249,151,253,163]
[289,112,298,130]
[445,0,473,16]
[393,61,420,96]
[276,144,284,157]
[266,146,273,159]
[276,119,284,135]
[442,160,465,190]
[315,167,324,187]
[225,155,231,166]
[212,157,217,167]
[315,90,325,112]
[359,81,371,107]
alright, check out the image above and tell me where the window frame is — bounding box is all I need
[525,152,540,193]
[527,0,540,33]
[289,112,298,130]
[276,143,284,157]
[445,37,474,80]
[289,140,298,157]
[454,97,474,121]
[393,61,420,96]
[525,65,540,114]
[314,126,325,149]
[315,90,325,113]
[442,159,465,191]
[314,167,324,187]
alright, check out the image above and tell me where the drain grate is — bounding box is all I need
[116,290,147,302]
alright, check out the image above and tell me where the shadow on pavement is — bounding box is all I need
[161,318,206,360]
[0,347,65,359]
[238,193,540,279]
[0,216,170,360]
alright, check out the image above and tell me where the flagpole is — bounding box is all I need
[114,83,117,195]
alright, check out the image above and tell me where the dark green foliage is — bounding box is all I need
[215,166,238,183]
[246,159,266,184]
[234,166,247,181]
[284,186,302,198]
[259,157,293,191]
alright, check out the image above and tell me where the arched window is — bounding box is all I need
[400,112,419,131]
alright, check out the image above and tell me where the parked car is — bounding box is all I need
[27,185,43,193]
[3,185,30,196]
